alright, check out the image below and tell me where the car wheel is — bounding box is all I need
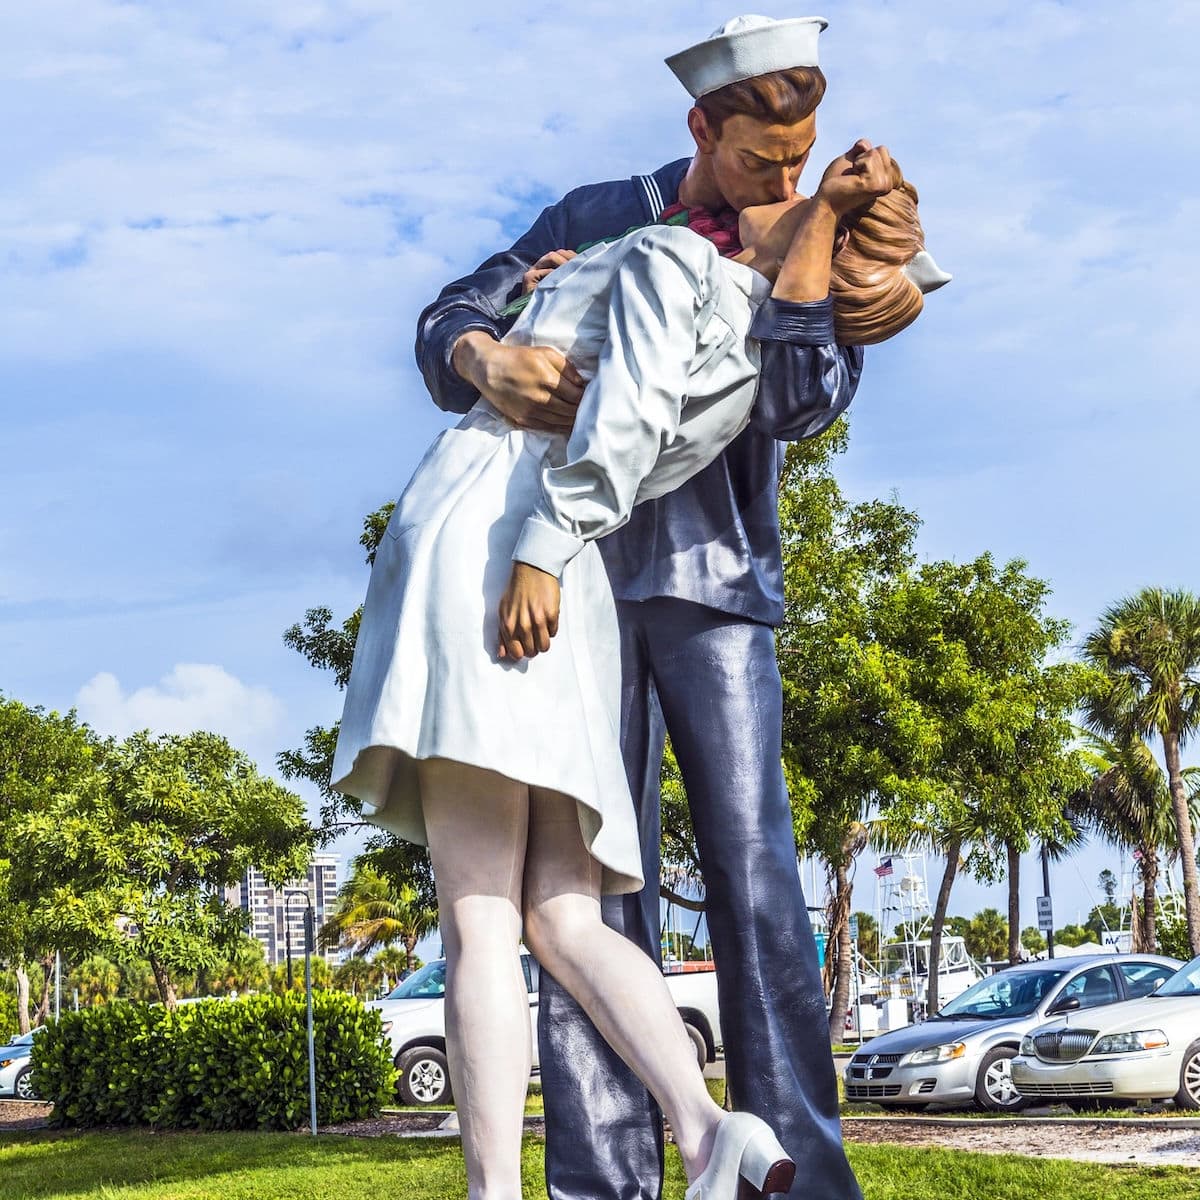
[397,1046,452,1107]
[14,1066,37,1102]
[974,1047,1027,1112]
[683,1023,707,1072]
[1175,1044,1200,1110]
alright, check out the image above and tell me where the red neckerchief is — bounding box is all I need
[660,201,743,257]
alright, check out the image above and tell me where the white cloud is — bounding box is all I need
[75,662,285,742]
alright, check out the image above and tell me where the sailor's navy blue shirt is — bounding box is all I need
[415,157,864,627]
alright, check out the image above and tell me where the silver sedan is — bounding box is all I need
[844,953,1180,1111]
[1013,953,1200,1108]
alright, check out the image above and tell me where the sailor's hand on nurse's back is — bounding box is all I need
[452,332,585,433]
[522,248,577,294]
[498,562,561,661]
[815,139,904,219]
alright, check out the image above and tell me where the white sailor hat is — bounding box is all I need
[666,14,828,99]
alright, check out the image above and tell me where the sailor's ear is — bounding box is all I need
[688,105,717,154]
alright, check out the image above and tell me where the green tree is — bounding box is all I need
[775,433,938,1034]
[1020,926,1047,955]
[65,955,122,1007]
[963,908,1009,964]
[849,911,879,964]
[269,954,333,994]
[373,945,417,986]
[333,954,375,997]
[11,731,312,1008]
[197,935,270,997]
[319,860,438,974]
[1082,589,1200,955]
[1054,924,1097,948]
[0,697,102,1032]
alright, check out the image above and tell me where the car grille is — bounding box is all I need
[845,1083,903,1099]
[848,1052,903,1082]
[1016,1081,1114,1096]
[918,1079,938,1094]
[1031,1030,1098,1062]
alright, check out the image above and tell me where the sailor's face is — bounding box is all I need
[706,112,817,211]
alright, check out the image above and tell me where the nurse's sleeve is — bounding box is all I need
[510,228,719,578]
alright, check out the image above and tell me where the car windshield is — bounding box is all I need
[1153,955,1200,998]
[385,960,446,1000]
[936,968,1068,1019]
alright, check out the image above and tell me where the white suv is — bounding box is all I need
[368,952,722,1106]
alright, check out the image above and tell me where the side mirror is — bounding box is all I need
[1048,996,1081,1015]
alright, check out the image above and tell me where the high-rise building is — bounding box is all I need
[226,854,342,967]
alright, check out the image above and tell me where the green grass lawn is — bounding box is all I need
[0,1132,1196,1200]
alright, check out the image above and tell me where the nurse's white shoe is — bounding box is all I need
[684,1111,795,1200]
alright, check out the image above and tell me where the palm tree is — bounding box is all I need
[319,861,438,973]
[1071,732,1199,952]
[1082,588,1200,954]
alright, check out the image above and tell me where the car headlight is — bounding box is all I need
[906,1042,966,1065]
[1091,1030,1169,1054]
[1020,1036,1036,1056]
[0,1058,12,1069]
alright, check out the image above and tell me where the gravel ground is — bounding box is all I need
[842,1116,1200,1168]
[0,1100,52,1131]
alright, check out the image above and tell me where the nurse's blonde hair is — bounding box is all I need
[830,175,925,346]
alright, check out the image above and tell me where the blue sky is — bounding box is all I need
[3,1,1197,952]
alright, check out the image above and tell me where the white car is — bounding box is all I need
[368,951,722,1106]
[1012,953,1200,1108]
[0,1028,43,1101]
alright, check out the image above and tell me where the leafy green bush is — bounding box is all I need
[1156,907,1192,962]
[31,991,395,1130]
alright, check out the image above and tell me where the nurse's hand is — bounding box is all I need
[498,562,561,660]
[815,139,903,219]
[453,333,583,433]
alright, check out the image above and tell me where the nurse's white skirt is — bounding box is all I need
[330,401,643,895]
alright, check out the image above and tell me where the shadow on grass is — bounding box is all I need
[0,1130,466,1200]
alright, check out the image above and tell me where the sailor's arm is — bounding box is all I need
[416,196,584,430]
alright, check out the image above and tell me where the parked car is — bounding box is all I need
[0,1028,44,1101]
[368,950,722,1106]
[1011,952,1200,1108]
[843,953,1180,1112]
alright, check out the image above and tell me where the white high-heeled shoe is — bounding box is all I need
[684,1111,795,1200]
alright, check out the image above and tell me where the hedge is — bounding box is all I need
[30,991,396,1130]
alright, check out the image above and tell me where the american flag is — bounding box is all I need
[874,858,894,878]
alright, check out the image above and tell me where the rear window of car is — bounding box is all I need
[1119,962,1176,999]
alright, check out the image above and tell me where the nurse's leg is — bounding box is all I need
[419,758,531,1200]
[522,785,723,1182]
[539,604,667,1200]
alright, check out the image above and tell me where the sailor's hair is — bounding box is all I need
[830,173,926,346]
[696,67,827,135]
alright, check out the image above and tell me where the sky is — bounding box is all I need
[3,1,1197,961]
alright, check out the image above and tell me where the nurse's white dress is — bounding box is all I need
[331,225,771,895]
